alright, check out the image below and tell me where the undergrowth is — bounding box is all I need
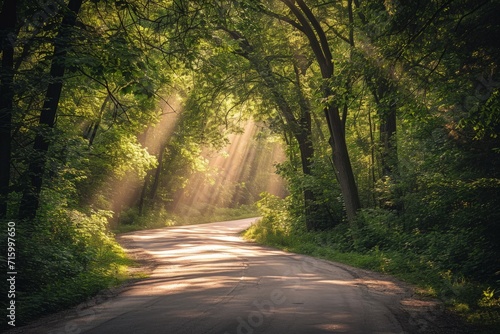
[1,208,140,329]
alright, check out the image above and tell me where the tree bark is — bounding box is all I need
[18,0,83,220]
[253,62,321,229]
[325,102,361,222]
[0,0,17,219]
[380,101,397,176]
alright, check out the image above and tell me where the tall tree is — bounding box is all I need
[354,0,399,178]
[365,69,398,177]
[18,0,83,220]
[275,0,361,222]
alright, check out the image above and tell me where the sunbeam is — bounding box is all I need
[91,95,182,227]
[172,120,287,215]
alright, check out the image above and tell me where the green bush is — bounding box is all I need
[1,207,131,328]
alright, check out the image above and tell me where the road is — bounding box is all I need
[11,218,458,334]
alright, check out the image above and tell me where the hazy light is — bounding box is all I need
[91,95,181,226]
[172,120,287,214]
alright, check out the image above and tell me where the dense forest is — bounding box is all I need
[1,0,499,331]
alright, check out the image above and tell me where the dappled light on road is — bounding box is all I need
[12,218,441,334]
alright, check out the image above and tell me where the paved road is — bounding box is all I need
[13,218,451,334]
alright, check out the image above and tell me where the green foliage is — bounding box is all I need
[0,207,131,328]
[116,207,174,232]
[92,131,158,179]
[275,155,345,229]
[256,192,298,234]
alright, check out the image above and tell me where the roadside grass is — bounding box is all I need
[13,241,142,328]
[113,204,259,234]
[0,205,158,332]
[243,217,500,334]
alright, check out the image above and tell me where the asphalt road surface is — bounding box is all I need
[11,218,461,334]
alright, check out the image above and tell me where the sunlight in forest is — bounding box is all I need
[4,0,499,331]
[94,102,286,224]
[172,120,287,214]
[95,96,181,225]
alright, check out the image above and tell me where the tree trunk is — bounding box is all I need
[366,74,398,177]
[18,0,83,220]
[325,103,361,222]
[87,94,110,146]
[380,102,397,176]
[222,29,328,229]
[239,38,328,229]
[0,0,17,219]
[296,129,324,230]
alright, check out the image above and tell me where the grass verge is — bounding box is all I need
[4,239,146,330]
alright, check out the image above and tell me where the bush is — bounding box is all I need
[1,207,131,328]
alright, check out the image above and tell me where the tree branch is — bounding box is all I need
[280,0,332,77]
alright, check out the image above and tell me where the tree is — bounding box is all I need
[272,0,361,223]
[18,0,83,220]
[353,0,400,179]
[226,29,331,229]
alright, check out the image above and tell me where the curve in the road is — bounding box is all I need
[11,218,450,334]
